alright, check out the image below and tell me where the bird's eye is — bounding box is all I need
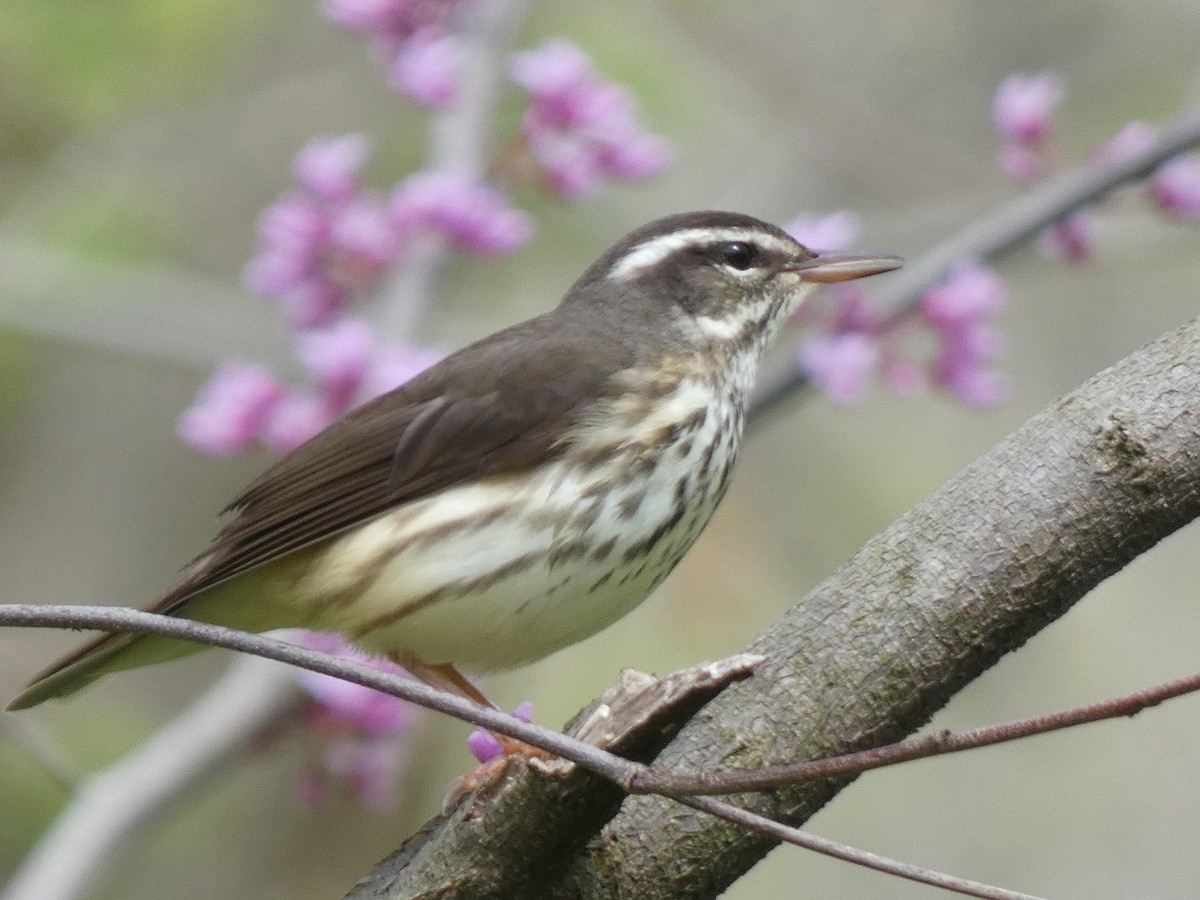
[717,242,758,271]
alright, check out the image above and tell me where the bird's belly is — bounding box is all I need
[289,407,736,671]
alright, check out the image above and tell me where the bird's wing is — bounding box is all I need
[155,316,631,613]
[4,316,633,711]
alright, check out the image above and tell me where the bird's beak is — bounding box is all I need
[786,253,904,284]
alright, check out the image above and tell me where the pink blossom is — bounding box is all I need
[1095,123,1200,221]
[467,701,535,763]
[262,391,331,454]
[521,130,603,198]
[296,317,374,409]
[799,332,882,405]
[934,350,1009,407]
[277,281,347,331]
[177,363,283,456]
[245,137,403,329]
[391,27,462,107]
[243,195,327,297]
[1149,153,1200,220]
[391,171,533,254]
[881,355,923,396]
[784,211,861,253]
[322,0,410,32]
[185,322,442,458]
[328,192,402,272]
[992,71,1064,145]
[1037,210,1096,263]
[296,632,413,735]
[830,283,886,332]
[363,343,443,395]
[256,192,328,257]
[600,131,673,179]
[322,0,467,107]
[784,208,1010,408]
[928,319,1008,407]
[919,261,1006,326]
[509,39,671,198]
[322,0,460,44]
[294,134,370,202]
[997,143,1042,184]
[294,631,416,810]
[915,262,1008,406]
[509,38,593,108]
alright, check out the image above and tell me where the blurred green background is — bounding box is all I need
[3,1,1200,898]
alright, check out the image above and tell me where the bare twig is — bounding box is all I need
[631,667,1200,795]
[0,605,639,785]
[680,795,1044,900]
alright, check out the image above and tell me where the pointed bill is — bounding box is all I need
[787,253,903,284]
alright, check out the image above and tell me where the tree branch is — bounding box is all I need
[359,312,1200,897]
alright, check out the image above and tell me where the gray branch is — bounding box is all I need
[355,313,1200,898]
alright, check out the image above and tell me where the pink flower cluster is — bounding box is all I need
[181,132,538,457]
[323,0,469,107]
[993,72,1200,263]
[244,135,395,329]
[392,171,534,255]
[919,262,1008,405]
[509,40,672,198]
[293,632,417,810]
[789,213,1007,407]
[178,318,441,455]
[244,135,532,329]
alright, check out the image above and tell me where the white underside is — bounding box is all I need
[288,374,738,672]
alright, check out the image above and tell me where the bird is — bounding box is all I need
[7,211,900,712]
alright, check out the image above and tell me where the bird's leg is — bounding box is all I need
[405,660,496,709]
[404,659,537,758]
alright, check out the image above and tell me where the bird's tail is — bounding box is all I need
[6,631,209,710]
[6,566,296,711]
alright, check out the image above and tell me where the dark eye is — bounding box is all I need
[717,242,758,270]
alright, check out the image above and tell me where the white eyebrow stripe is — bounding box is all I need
[607,227,801,281]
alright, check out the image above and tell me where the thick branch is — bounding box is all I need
[366,314,1200,897]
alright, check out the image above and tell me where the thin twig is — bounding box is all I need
[681,795,1045,900]
[1,604,1038,900]
[749,103,1200,423]
[631,668,1200,795]
[0,604,639,786]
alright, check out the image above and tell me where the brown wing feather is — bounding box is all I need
[153,313,634,614]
